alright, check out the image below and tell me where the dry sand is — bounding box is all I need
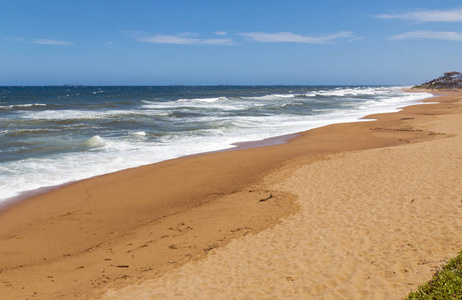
[1,90,461,299]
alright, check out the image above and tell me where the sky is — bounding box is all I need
[1,0,461,86]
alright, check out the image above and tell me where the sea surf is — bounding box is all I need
[0,85,433,202]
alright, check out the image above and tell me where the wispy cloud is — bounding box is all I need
[388,30,462,41]
[128,31,233,45]
[13,37,73,45]
[29,39,73,45]
[376,8,462,23]
[126,30,357,45]
[238,31,355,44]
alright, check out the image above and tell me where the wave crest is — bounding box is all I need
[82,135,106,148]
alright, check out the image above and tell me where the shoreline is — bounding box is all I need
[0,89,434,209]
[0,90,460,299]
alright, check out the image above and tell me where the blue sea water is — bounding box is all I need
[0,85,432,202]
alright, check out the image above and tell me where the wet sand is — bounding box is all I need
[1,90,461,299]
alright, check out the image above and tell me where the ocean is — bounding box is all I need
[0,85,432,202]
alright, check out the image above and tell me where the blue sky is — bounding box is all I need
[1,0,461,85]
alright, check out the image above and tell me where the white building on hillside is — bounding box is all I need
[444,71,461,79]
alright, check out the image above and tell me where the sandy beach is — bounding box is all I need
[1,90,461,299]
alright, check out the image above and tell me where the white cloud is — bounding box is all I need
[201,38,233,45]
[29,39,73,45]
[239,31,355,44]
[13,37,73,45]
[127,30,356,46]
[130,31,233,45]
[376,8,462,22]
[137,34,198,44]
[389,30,462,41]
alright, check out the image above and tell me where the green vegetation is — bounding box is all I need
[405,251,462,300]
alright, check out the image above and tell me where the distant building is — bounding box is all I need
[444,71,461,77]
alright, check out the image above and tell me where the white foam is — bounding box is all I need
[312,86,400,97]
[178,96,229,103]
[245,94,295,100]
[131,131,147,136]
[0,103,47,110]
[16,103,47,107]
[19,109,143,120]
[141,99,239,111]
